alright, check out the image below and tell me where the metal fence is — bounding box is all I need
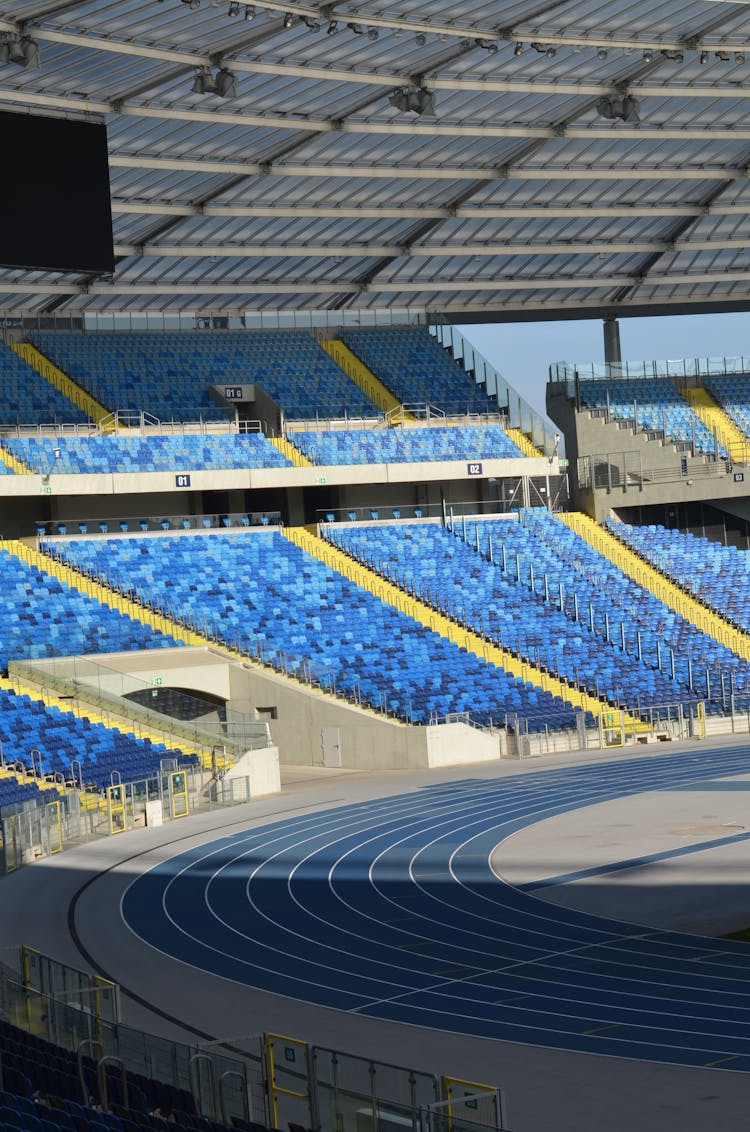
[0,765,253,875]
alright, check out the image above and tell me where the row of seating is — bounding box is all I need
[2,434,293,474]
[288,424,523,465]
[45,531,579,730]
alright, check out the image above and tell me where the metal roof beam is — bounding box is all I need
[110,201,750,220]
[9,85,750,142]
[3,10,749,54]
[7,269,750,297]
[108,154,749,184]
[110,237,750,258]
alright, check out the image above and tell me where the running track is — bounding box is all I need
[122,747,750,1070]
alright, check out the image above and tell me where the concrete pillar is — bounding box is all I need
[603,316,622,365]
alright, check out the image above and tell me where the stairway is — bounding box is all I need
[560,512,750,661]
[282,525,628,723]
[681,384,750,461]
[506,427,543,458]
[269,435,312,467]
[10,342,112,427]
[0,443,31,474]
[320,339,413,419]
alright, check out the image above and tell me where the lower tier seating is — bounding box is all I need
[327,513,748,709]
[0,548,180,671]
[607,519,750,636]
[45,531,580,730]
[0,689,198,789]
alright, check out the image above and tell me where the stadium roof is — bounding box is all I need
[2,0,750,320]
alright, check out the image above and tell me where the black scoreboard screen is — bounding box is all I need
[0,110,114,274]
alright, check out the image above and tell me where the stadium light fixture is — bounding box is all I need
[388,84,436,116]
[214,66,237,97]
[513,42,524,56]
[699,49,709,63]
[596,94,640,124]
[642,48,653,62]
[347,22,363,34]
[303,16,321,29]
[191,65,216,93]
[367,27,379,40]
[228,1,240,14]
[716,50,730,61]
[415,33,426,46]
[244,4,256,18]
[596,47,608,59]
[326,19,337,34]
[282,12,293,28]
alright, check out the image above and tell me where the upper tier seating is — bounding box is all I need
[327,519,708,710]
[288,424,523,465]
[608,520,750,635]
[0,548,179,670]
[705,374,750,438]
[340,328,496,414]
[29,331,379,422]
[46,531,578,730]
[577,378,723,455]
[0,689,197,789]
[0,343,88,427]
[2,433,292,474]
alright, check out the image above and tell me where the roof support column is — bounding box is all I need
[603,315,622,365]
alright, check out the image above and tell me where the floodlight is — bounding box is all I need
[191,65,216,93]
[214,66,237,97]
[388,84,436,115]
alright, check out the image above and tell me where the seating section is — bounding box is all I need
[704,374,750,438]
[0,689,198,789]
[0,343,88,427]
[577,378,723,455]
[608,519,750,635]
[327,513,750,709]
[0,772,59,815]
[340,328,496,414]
[2,433,293,474]
[0,548,180,671]
[46,531,578,729]
[288,424,523,465]
[29,332,379,422]
[0,1017,208,1132]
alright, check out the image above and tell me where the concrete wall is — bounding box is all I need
[546,388,743,521]
[30,645,505,773]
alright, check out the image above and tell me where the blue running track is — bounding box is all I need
[122,748,750,1070]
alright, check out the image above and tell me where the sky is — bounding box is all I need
[458,311,750,423]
